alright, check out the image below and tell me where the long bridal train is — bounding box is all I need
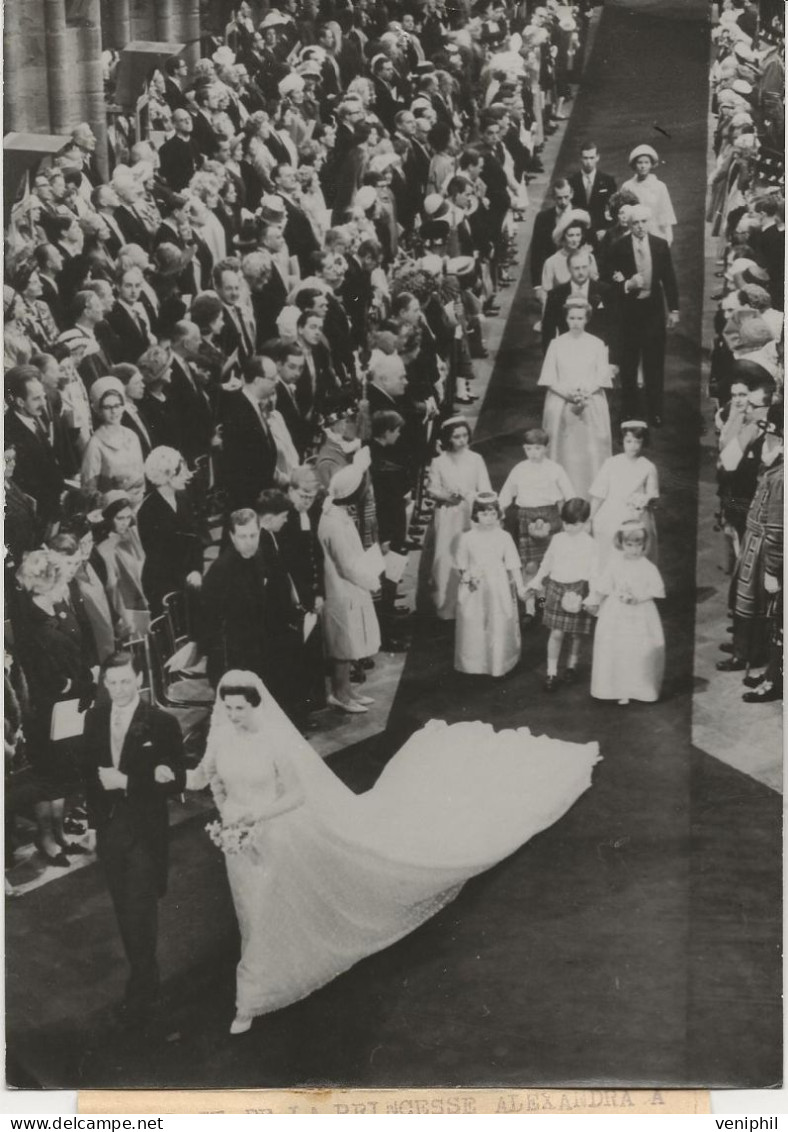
[188,671,601,1029]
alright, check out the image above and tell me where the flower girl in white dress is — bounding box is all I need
[586,520,665,705]
[188,671,601,1035]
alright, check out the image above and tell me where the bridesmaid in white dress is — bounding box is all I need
[425,417,492,619]
[188,670,601,1035]
[454,494,527,677]
[587,521,665,705]
[538,298,613,499]
[621,144,677,245]
[589,421,659,570]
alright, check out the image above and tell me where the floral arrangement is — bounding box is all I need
[568,388,591,416]
[206,815,268,862]
[459,570,483,593]
[627,491,649,515]
[389,259,455,305]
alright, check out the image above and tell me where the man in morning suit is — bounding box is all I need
[4,367,65,535]
[605,204,679,426]
[530,178,574,294]
[83,651,186,1026]
[568,142,617,243]
[218,357,280,511]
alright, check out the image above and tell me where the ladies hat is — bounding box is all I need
[151,242,194,277]
[417,254,444,276]
[233,217,262,251]
[89,375,126,409]
[620,419,648,430]
[628,144,659,167]
[328,462,364,502]
[757,400,784,439]
[423,193,449,219]
[446,255,475,278]
[442,415,470,431]
[355,186,378,211]
[278,73,305,97]
[259,194,287,225]
[260,9,290,27]
[552,207,591,246]
[368,153,399,175]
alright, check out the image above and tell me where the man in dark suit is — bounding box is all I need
[199,508,268,687]
[214,260,256,369]
[190,86,221,160]
[255,489,304,723]
[267,340,313,458]
[106,267,156,363]
[83,650,186,1026]
[752,196,784,311]
[542,248,612,351]
[280,468,326,712]
[159,110,201,192]
[372,56,407,133]
[4,367,65,534]
[340,240,380,348]
[568,142,617,242]
[605,205,680,425]
[163,56,191,113]
[218,357,280,511]
[169,320,216,466]
[531,178,574,293]
[272,163,321,276]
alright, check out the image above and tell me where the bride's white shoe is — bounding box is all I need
[230,1013,253,1035]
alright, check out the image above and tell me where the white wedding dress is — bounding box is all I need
[190,673,601,1020]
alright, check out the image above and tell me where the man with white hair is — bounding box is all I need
[605,203,679,426]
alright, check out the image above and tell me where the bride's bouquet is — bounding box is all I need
[206,815,269,864]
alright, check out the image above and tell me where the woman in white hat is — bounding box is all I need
[621,144,677,245]
[80,377,145,505]
[541,209,598,297]
[318,459,382,713]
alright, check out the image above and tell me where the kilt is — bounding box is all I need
[543,578,593,635]
[516,504,562,574]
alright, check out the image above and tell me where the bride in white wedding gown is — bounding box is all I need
[187,670,601,1034]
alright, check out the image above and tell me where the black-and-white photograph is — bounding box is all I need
[3,0,783,1095]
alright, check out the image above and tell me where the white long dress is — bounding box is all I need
[590,453,659,570]
[590,553,665,703]
[621,174,677,245]
[539,332,613,499]
[427,450,492,620]
[191,676,601,1019]
[454,527,522,676]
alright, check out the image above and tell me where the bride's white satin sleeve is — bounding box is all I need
[185,739,227,812]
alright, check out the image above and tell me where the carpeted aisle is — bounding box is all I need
[7,0,781,1091]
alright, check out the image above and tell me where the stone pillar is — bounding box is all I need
[113,0,132,49]
[157,0,177,42]
[43,0,73,131]
[181,0,202,69]
[82,0,110,180]
[3,0,24,133]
